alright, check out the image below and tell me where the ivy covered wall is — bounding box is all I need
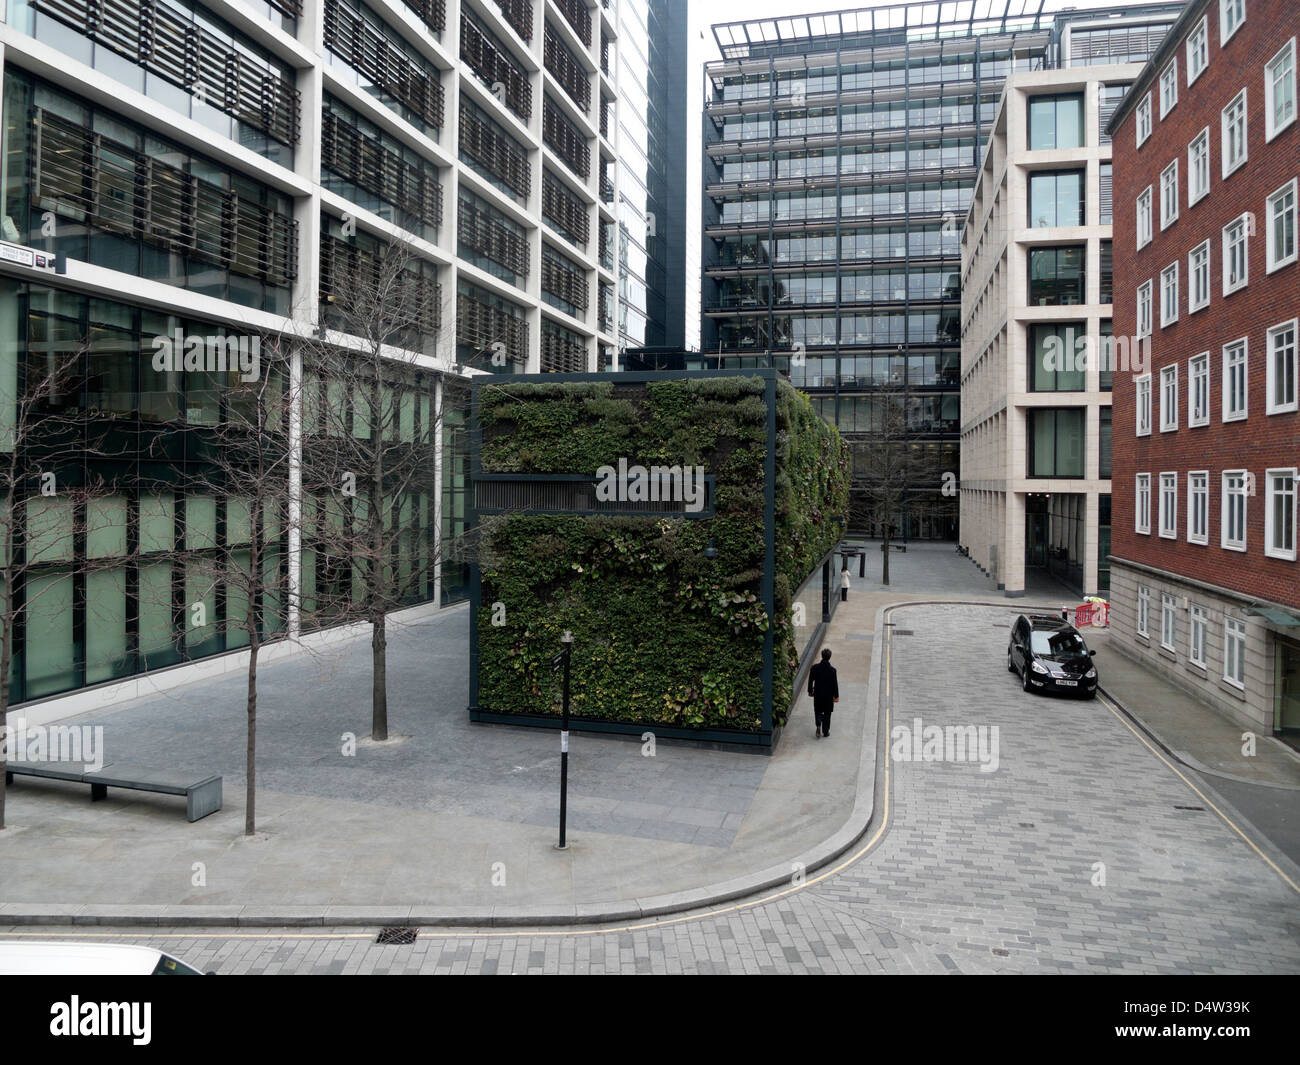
[472,373,849,743]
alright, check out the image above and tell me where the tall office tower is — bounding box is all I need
[960,5,1181,598]
[702,1,1180,540]
[614,0,688,353]
[1107,0,1300,735]
[0,0,666,709]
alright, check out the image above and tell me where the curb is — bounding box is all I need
[0,605,893,931]
[1099,682,1300,793]
[4,596,1186,930]
[1098,684,1300,892]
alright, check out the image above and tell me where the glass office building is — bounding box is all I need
[701,1,1179,538]
[0,0,677,707]
[615,0,688,352]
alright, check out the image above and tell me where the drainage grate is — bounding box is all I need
[1018,822,1035,828]
[1173,805,1206,812]
[376,926,418,945]
[991,948,1010,957]
[892,629,914,636]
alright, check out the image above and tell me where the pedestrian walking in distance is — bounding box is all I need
[840,565,850,602]
[808,648,839,739]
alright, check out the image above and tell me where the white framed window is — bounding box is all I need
[1136,374,1152,436]
[1136,92,1152,147]
[1160,160,1179,229]
[1160,365,1178,431]
[1137,585,1150,637]
[1160,59,1178,118]
[1136,187,1153,248]
[1265,468,1298,560]
[1222,216,1248,294]
[1189,352,1209,426]
[1189,239,1210,311]
[1220,0,1245,44]
[1223,337,1248,420]
[1137,280,1153,337]
[1135,473,1151,533]
[1188,129,1210,205]
[1267,319,1298,414]
[1159,472,1178,537]
[1160,593,1178,651]
[1222,90,1248,177]
[1160,262,1179,326]
[1224,617,1246,689]
[1265,38,1296,141]
[1188,470,1209,544]
[1266,179,1298,273]
[1187,17,1209,84]
[1189,605,1208,667]
[1222,470,1248,550]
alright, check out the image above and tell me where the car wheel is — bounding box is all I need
[1007,649,1016,673]
[1022,665,1033,693]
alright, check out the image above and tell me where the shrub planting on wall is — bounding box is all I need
[472,372,849,742]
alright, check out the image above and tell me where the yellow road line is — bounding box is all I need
[1097,693,1300,896]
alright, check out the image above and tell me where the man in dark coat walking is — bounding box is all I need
[807,647,839,739]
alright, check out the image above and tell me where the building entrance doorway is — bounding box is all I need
[1276,637,1300,735]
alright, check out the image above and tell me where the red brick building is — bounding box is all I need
[1107,0,1299,735]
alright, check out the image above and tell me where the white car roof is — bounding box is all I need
[0,941,168,975]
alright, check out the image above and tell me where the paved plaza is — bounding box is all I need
[3,545,1297,972]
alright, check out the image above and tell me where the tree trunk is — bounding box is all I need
[0,647,9,832]
[371,613,388,741]
[1,569,11,831]
[245,636,258,836]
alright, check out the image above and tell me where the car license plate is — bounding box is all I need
[1057,679,1077,686]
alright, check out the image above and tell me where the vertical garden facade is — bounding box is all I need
[469,370,850,748]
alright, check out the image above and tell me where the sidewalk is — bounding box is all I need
[1,548,949,927]
[1091,630,1300,789]
[8,541,1283,928]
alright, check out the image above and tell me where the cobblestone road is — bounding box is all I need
[9,604,1298,974]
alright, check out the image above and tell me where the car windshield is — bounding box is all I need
[1030,630,1087,658]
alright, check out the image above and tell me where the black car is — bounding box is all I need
[1007,614,1098,698]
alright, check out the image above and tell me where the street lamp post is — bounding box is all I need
[552,631,574,850]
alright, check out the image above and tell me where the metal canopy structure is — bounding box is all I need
[713,0,1065,58]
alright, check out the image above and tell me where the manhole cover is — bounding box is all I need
[1174,805,1205,812]
[377,926,418,945]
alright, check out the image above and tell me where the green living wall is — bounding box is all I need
[473,373,849,740]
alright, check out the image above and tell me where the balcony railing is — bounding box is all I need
[460,103,531,199]
[553,0,592,46]
[322,111,443,230]
[494,0,533,41]
[32,0,301,145]
[32,108,298,286]
[544,23,591,113]
[325,0,444,132]
[462,10,532,119]
[543,97,591,179]
[542,170,590,248]
[458,291,528,363]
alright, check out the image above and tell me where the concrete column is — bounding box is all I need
[1084,489,1099,597]
[433,376,444,607]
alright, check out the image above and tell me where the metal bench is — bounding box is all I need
[5,761,222,822]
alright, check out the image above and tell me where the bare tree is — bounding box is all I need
[298,236,456,741]
[137,335,297,836]
[0,344,121,829]
[850,384,927,587]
